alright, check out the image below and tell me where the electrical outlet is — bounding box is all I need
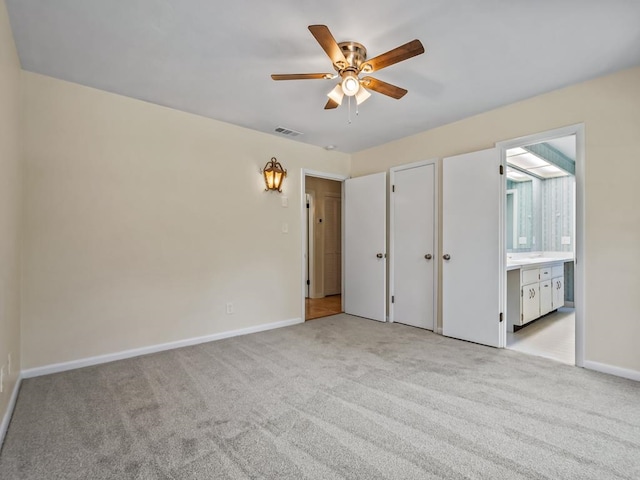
[226,302,234,314]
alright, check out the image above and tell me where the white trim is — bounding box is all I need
[388,159,439,332]
[300,169,348,320]
[21,318,303,379]
[0,373,22,449]
[583,361,640,382]
[496,124,585,366]
[305,190,317,298]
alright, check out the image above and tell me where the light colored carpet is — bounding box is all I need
[1,314,638,479]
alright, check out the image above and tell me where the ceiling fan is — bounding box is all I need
[271,25,425,110]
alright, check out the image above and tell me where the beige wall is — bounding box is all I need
[305,176,342,298]
[21,72,350,369]
[352,66,640,373]
[0,0,22,424]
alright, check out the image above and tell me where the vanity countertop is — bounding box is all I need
[506,254,574,271]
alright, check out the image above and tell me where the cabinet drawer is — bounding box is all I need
[552,264,564,278]
[522,268,539,285]
[539,267,552,281]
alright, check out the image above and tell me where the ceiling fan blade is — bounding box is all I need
[308,25,348,68]
[361,77,408,99]
[360,39,425,73]
[271,73,334,80]
[324,98,340,109]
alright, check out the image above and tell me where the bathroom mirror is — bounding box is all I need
[506,168,540,252]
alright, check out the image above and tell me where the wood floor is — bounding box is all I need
[507,307,575,364]
[305,294,342,320]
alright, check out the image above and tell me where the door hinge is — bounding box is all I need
[521,313,524,321]
[392,185,395,192]
[499,312,503,323]
[391,296,395,303]
[306,279,310,285]
[499,165,504,175]
[306,203,309,208]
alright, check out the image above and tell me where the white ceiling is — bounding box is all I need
[7,1,640,153]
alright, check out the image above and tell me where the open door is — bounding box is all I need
[442,148,502,346]
[344,172,386,322]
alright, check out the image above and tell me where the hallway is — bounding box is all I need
[305,295,342,320]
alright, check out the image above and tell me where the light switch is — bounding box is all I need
[282,223,289,234]
[561,236,571,245]
[281,196,288,207]
[519,237,528,245]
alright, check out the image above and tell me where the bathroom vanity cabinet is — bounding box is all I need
[507,259,568,331]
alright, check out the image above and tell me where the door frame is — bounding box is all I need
[305,192,314,298]
[389,159,439,329]
[301,170,348,320]
[496,124,585,367]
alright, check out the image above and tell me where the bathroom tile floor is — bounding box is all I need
[507,307,575,364]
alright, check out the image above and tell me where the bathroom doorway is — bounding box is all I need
[502,131,578,365]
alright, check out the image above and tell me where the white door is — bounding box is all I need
[344,172,386,322]
[442,148,502,346]
[553,276,565,309]
[523,283,540,323]
[391,163,436,329]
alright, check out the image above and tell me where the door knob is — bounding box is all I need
[376,253,384,259]
[424,254,432,260]
[443,254,451,260]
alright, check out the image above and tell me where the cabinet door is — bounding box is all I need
[553,276,565,309]
[540,280,553,316]
[522,282,540,323]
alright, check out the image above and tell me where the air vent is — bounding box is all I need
[275,126,303,137]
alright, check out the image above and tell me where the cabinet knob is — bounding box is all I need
[443,254,451,261]
[424,254,432,260]
[376,253,384,259]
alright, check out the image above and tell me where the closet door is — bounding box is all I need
[390,162,436,330]
[442,148,502,347]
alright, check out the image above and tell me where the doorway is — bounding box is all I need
[304,175,343,320]
[499,127,583,366]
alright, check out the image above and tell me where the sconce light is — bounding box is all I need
[261,157,287,192]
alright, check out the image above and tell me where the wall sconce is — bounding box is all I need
[261,157,287,192]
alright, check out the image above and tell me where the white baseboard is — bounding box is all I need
[22,317,303,379]
[0,374,22,449]
[565,301,575,308]
[583,360,640,382]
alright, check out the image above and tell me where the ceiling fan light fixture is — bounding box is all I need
[355,86,371,105]
[341,72,360,96]
[327,84,344,105]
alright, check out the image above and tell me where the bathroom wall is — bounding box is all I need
[542,176,575,252]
